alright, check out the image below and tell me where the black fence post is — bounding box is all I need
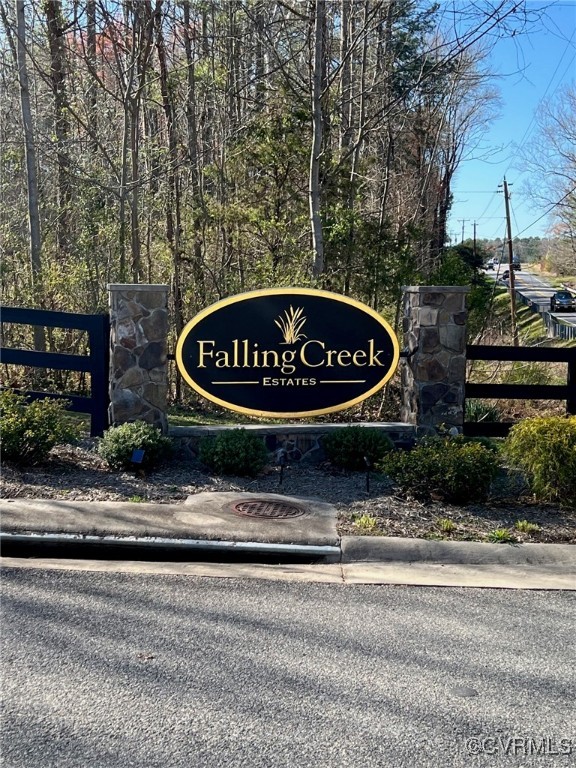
[0,306,111,437]
[465,344,576,435]
[568,358,576,416]
[89,313,110,437]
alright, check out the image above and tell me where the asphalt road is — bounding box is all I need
[488,268,576,334]
[1,567,575,768]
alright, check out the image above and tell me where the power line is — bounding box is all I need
[453,19,575,244]
[511,199,521,239]
[503,28,576,178]
[474,161,574,241]
[475,189,501,225]
[514,186,576,238]
[556,52,576,91]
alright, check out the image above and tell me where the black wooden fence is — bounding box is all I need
[0,307,110,436]
[464,344,576,437]
[2,308,574,440]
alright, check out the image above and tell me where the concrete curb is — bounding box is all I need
[1,557,575,590]
[0,531,340,560]
[340,536,576,567]
[1,500,575,589]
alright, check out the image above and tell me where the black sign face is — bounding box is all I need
[176,288,400,418]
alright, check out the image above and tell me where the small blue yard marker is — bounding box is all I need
[131,449,145,464]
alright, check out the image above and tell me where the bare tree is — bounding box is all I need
[43,0,71,252]
[0,0,544,327]
[154,2,183,337]
[309,0,326,278]
[86,0,97,152]
[522,84,576,273]
[182,0,206,309]
[13,0,44,350]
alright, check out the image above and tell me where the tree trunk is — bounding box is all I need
[86,0,97,153]
[309,0,325,278]
[119,104,130,282]
[43,0,71,252]
[155,6,184,339]
[129,97,141,281]
[254,3,266,109]
[339,0,351,154]
[343,1,369,295]
[126,0,157,282]
[183,0,206,310]
[15,0,45,351]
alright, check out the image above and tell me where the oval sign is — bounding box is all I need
[176,288,400,418]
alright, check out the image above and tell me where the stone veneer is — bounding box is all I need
[105,283,469,440]
[108,284,169,432]
[170,423,416,464]
[400,286,469,433]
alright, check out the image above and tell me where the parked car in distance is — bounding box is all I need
[512,260,521,270]
[550,290,576,312]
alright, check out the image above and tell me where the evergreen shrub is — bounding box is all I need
[377,435,499,503]
[322,426,393,471]
[504,416,576,506]
[0,389,79,465]
[198,429,268,477]
[98,420,173,471]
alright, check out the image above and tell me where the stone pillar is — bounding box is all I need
[108,284,169,432]
[400,286,469,434]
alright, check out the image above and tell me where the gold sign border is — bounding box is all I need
[175,288,400,418]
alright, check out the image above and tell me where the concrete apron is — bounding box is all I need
[0,493,340,560]
[1,495,575,590]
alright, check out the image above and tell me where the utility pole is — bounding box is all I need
[500,178,519,346]
[473,221,477,262]
[458,219,469,243]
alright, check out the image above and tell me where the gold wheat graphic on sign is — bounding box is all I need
[275,305,307,344]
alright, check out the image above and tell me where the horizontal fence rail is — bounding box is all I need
[0,306,110,436]
[464,344,576,437]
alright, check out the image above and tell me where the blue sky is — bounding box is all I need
[447,0,576,243]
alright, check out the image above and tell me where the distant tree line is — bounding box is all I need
[481,235,575,276]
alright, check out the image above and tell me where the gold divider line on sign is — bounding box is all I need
[210,380,368,385]
[212,381,260,385]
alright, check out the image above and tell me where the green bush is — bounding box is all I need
[377,435,500,504]
[98,420,173,471]
[322,426,393,471]
[504,416,576,506]
[0,389,79,465]
[460,435,501,454]
[198,429,268,477]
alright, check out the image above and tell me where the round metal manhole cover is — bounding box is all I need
[231,499,306,520]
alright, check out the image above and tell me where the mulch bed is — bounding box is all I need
[1,442,575,544]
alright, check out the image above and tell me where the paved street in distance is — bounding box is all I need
[1,568,574,768]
